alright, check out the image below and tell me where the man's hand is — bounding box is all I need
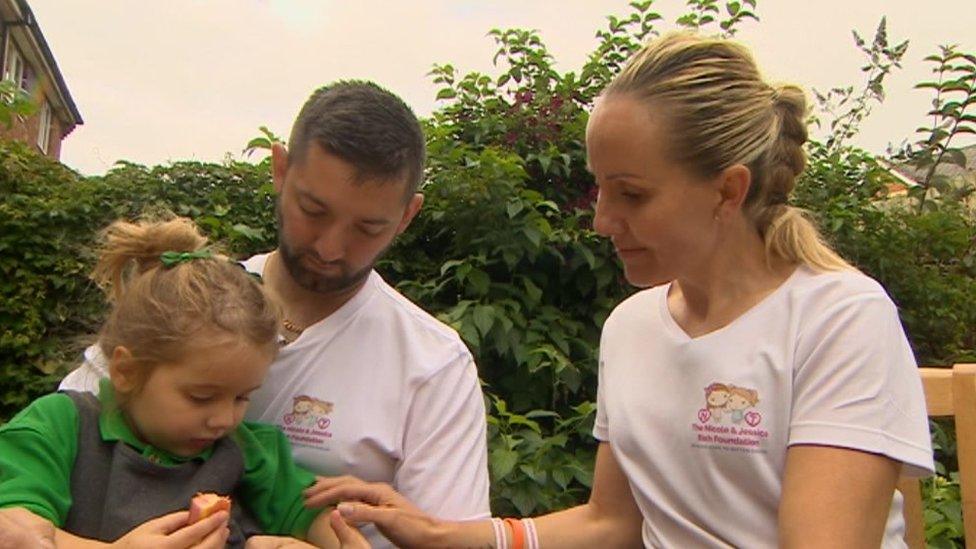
[0,508,55,549]
[111,510,229,549]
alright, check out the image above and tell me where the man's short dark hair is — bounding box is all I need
[288,80,426,195]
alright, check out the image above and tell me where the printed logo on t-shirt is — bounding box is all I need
[692,382,769,453]
[280,394,334,449]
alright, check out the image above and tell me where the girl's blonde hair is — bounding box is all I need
[604,32,852,271]
[92,216,278,400]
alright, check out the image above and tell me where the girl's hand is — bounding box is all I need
[0,508,55,549]
[112,510,229,549]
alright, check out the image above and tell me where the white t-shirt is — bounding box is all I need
[593,266,934,548]
[60,254,491,547]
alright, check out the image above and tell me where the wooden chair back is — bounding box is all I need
[899,363,976,548]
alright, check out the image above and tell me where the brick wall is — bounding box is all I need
[47,112,62,159]
[1,24,67,161]
[0,99,63,160]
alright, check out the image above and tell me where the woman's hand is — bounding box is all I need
[111,510,229,549]
[304,477,442,548]
[0,508,55,549]
[304,475,416,510]
[244,535,317,548]
[242,512,371,549]
[329,509,371,549]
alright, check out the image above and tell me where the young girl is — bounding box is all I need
[305,32,935,548]
[0,217,362,548]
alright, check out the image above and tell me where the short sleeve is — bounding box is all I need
[593,310,617,443]
[789,293,934,477]
[236,422,321,537]
[593,357,609,442]
[58,344,108,394]
[0,393,79,524]
[393,351,490,520]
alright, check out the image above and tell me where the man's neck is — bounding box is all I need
[263,250,368,328]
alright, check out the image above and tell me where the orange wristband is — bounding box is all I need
[503,518,526,549]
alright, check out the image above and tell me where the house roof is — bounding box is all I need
[893,143,976,184]
[2,0,83,130]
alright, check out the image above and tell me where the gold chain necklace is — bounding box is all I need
[282,318,305,335]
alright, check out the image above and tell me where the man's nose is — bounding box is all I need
[313,222,346,263]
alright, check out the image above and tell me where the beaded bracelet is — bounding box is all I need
[503,518,525,549]
[523,518,540,549]
[491,517,508,549]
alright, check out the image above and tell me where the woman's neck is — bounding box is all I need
[668,222,796,338]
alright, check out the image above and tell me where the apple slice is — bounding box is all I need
[188,492,232,524]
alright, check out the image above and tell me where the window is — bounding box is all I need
[2,36,21,84]
[20,63,34,92]
[37,101,51,154]
[2,37,29,91]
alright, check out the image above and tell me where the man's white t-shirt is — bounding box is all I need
[593,266,934,548]
[60,254,491,547]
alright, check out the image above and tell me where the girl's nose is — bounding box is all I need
[206,401,235,432]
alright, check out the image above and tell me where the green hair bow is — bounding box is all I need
[159,249,213,267]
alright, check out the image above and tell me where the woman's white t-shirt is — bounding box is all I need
[593,266,934,548]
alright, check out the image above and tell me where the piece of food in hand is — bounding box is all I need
[188,492,232,523]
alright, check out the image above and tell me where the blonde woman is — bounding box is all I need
[309,33,934,548]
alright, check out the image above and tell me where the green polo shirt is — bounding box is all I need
[0,384,321,537]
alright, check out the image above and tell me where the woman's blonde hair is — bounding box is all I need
[604,32,852,271]
[92,216,278,401]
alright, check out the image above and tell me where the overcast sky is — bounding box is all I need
[28,0,976,176]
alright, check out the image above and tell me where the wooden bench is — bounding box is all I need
[898,364,976,547]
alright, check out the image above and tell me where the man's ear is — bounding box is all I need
[395,193,424,236]
[108,346,139,394]
[271,142,289,194]
[715,164,752,220]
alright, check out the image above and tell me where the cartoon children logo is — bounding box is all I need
[727,386,760,425]
[703,383,731,423]
[284,395,334,431]
[699,382,761,426]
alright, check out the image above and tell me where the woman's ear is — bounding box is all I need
[715,164,752,219]
[108,346,138,394]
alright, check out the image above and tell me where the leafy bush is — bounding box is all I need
[0,80,35,129]
[0,140,101,417]
[0,147,276,421]
[795,144,976,366]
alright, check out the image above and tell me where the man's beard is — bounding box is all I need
[276,203,375,295]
